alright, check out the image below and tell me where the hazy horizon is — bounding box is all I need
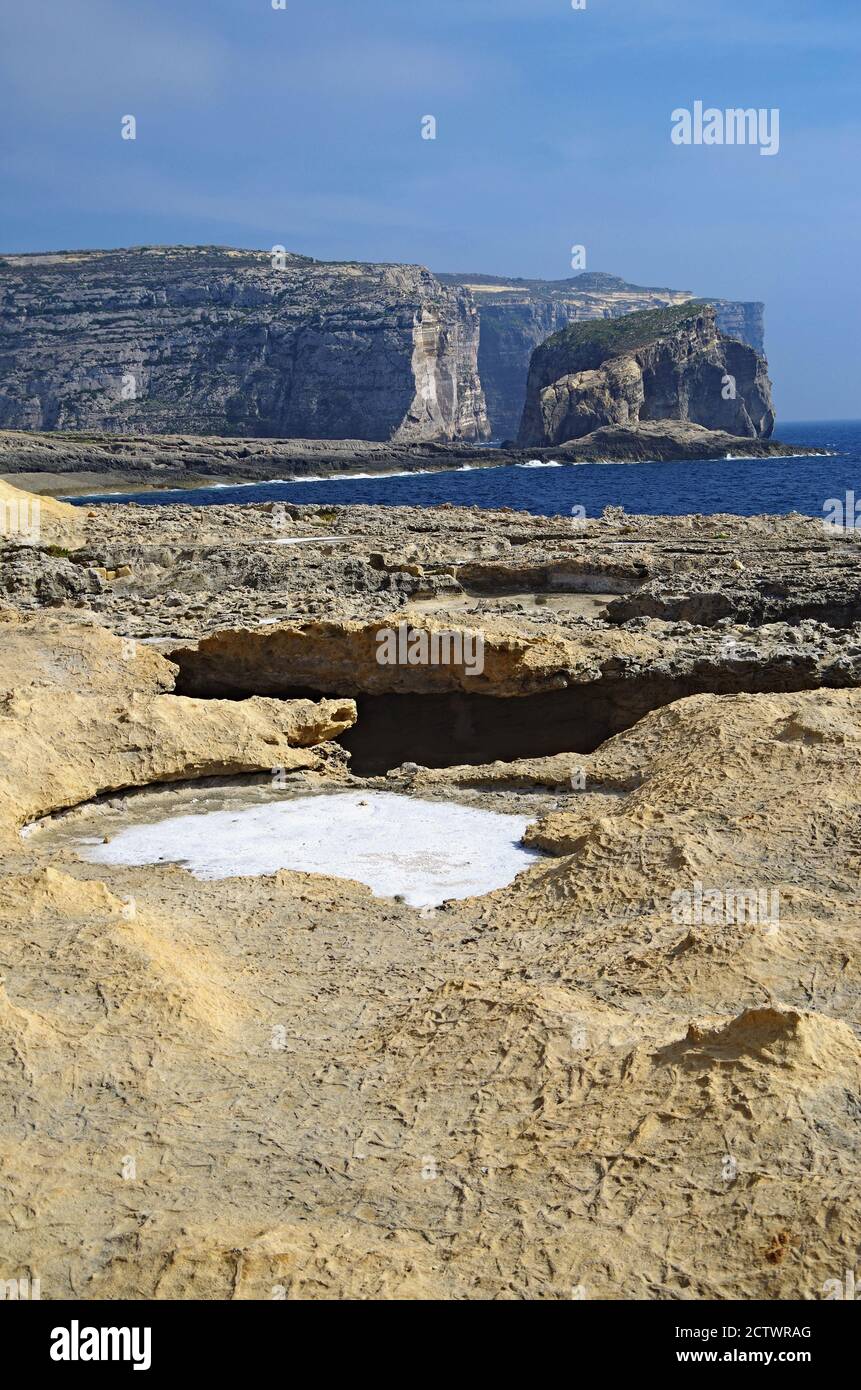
[2,0,858,421]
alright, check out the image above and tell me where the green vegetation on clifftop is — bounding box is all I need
[541,299,710,362]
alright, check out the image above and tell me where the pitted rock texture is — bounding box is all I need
[4,491,851,640]
[2,485,861,1300]
[0,246,489,444]
[0,609,355,838]
[2,679,860,1299]
[518,302,775,446]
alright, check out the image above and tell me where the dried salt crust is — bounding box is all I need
[77,790,542,908]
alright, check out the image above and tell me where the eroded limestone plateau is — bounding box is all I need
[1,485,860,1299]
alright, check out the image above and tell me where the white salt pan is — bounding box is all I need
[78,790,541,908]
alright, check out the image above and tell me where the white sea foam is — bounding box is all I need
[724,452,832,462]
[290,468,434,483]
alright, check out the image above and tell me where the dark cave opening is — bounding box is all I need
[172,659,855,777]
[339,688,603,775]
[318,668,840,776]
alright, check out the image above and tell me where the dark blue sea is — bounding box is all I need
[71,420,861,519]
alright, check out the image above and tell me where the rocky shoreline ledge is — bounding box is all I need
[0,421,826,496]
[1,482,859,1299]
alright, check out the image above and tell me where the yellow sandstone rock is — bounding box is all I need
[0,610,356,837]
[0,477,84,549]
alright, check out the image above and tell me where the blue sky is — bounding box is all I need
[1,0,858,419]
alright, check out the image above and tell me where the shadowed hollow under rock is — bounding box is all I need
[168,616,861,774]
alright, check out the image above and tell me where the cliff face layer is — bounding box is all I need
[517,302,775,447]
[437,272,765,440]
[0,248,766,448]
[0,246,489,444]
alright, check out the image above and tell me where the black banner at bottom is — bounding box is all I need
[5,1296,855,1376]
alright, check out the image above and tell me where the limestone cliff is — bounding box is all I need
[0,246,489,444]
[437,271,765,439]
[517,301,775,447]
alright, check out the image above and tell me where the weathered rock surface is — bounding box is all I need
[0,246,489,443]
[0,609,355,837]
[163,608,861,775]
[0,477,84,548]
[518,302,775,446]
[170,618,579,699]
[438,270,764,438]
[3,481,852,774]
[2,671,860,1298]
[4,489,848,639]
[2,488,861,1301]
[540,420,792,461]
